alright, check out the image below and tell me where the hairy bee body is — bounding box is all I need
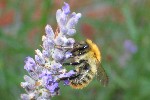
[63,39,108,89]
[70,51,98,89]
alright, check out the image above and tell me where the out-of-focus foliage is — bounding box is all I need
[0,0,150,100]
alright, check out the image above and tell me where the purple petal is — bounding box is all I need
[59,26,68,34]
[42,50,51,58]
[22,76,36,90]
[24,75,35,84]
[65,51,72,59]
[20,82,28,88]
[64,38,75,47]
[67,19,77,29]
[58,73,68,79]
[67,70,76,76]
[67,29,76,36]
[55,35,66,45]
[59,15,67,26]
[64,80,70,85]
[28,71,39,80]
[56,9,68,31]
[52,49,65,62]
[41,71,59,94]
[40,70,52,78]
[24,57,36,72]
[124,40,137,54]
[51,63,62,70]
[70,12,82,19]
[70,12,76,18]
[41,91,51,99]
[43,38,54,51]
[21,94,30,100]
[42,75,53,87]
[56,10,67,28]
[62,2,70,15]
[47,82,59,93]
[56,9,62,24]
[45,25,54,38]
[67,13,81,29]
[58,70,76,79]
[35,55,45,65]
[76,13,82,19]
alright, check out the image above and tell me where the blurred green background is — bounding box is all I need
[0,0,150,100]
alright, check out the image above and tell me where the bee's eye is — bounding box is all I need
[83,45,88,49]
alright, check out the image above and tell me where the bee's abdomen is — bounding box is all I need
[70,71,94,89]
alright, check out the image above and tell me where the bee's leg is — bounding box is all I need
[63,60,86,66]
[63,62,80,66]
[55,45,73,49]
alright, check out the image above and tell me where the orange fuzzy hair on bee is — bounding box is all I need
[86,39,101,62]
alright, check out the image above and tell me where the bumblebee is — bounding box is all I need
[63,39,108,89]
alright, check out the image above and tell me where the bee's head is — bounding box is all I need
[70,41,90,56]
[74,41,89,49]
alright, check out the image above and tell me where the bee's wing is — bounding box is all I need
[96,63,109,86]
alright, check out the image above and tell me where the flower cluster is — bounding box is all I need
[119,39,137,66]
[21,2,81,100]
[124,40,137,54]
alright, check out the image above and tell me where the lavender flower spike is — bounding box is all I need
[21,2,81,100]
[124,40,137,54]
[56,2,82,36]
